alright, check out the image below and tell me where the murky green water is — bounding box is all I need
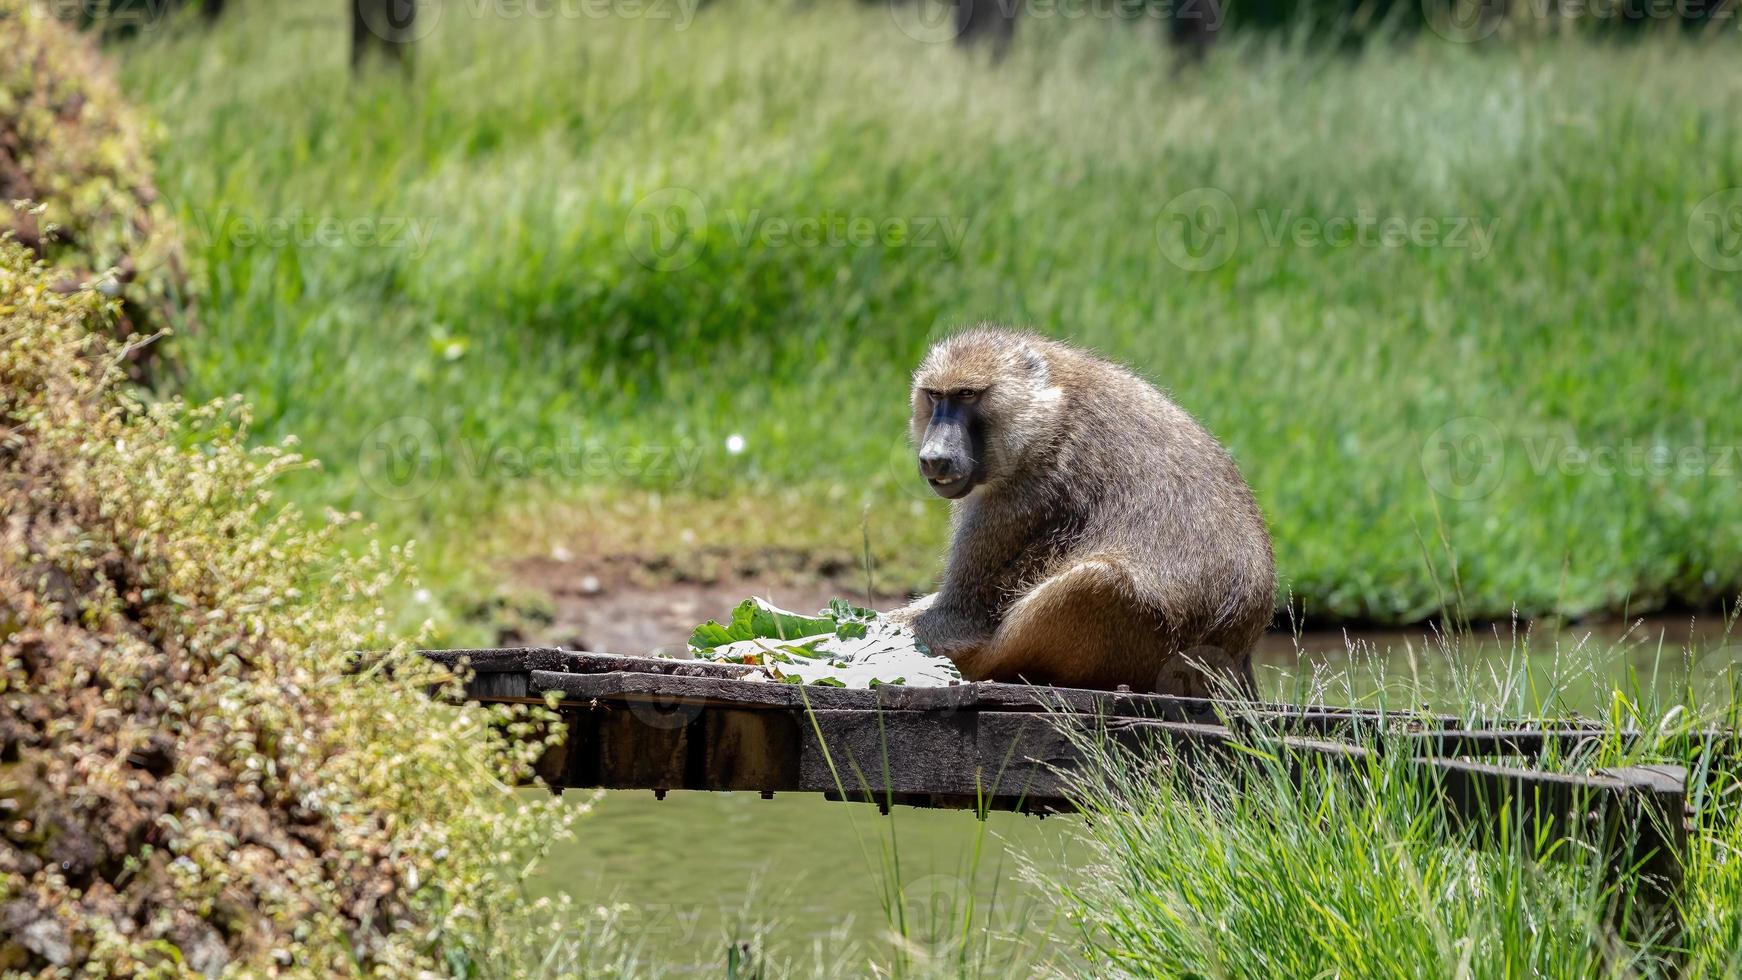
[531,791,1082,974]
[529,616,1739,973]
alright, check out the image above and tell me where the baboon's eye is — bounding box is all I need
[955,389,982,404]
[920,389,941,405]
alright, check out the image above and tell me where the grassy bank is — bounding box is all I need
[116,2,1742,634]
[1045,632,1742,979]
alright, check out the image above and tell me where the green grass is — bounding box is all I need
[115,2,1742,635]
[1050,724,1738,978]
[1043,633,1742,978]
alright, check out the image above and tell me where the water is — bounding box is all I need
[1255,613,1740,716]
[529,615,1740,973]
[531,790,1083,974]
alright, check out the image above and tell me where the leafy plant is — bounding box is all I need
[688,598,845,651]
[0,0,189,383]
[687,597,956,687]
[0,238,568,974]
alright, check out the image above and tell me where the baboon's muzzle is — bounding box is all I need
[917,398,981,499]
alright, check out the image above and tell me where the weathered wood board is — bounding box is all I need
[422,647,1717,906]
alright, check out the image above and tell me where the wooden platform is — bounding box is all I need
[423,646,1728,903]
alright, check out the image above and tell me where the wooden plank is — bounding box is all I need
[1596,764,1689,899]
[798,710,1093,814]
[528,669,1285,726]
[498,672,1562,755]
[521,668,1696,759]
[426,648,1469,724]
[535,669,823,710]
[555,705,805,795]
[466,671,530,700]
[591,707,690,791]
[538,697,1691,895]
[1121,719,1695,761]
[520,664,1459,727]
[421,648,1722,748]
[1273,736,1688,898]
[435,650,1721,744]
[703,709,803,793]
[421,645,1705,922]
[799,709,984,799]
[428,647,755,679]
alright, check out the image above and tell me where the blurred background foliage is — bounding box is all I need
[74,0,1742,638]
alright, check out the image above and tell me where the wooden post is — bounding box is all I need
[1598,764,1689,899]
[351,0,417,72]
[954,0,1017,59]
[1169,0,1222,59]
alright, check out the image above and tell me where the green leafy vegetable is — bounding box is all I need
[687,597,839,650]
[687,597,960,688]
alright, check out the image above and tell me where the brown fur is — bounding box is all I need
[888,325,1275,696]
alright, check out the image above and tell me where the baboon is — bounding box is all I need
[886,326,1274,697]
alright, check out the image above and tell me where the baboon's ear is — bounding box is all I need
[1021,345,1049,385]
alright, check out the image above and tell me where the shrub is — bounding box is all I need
[0,0,188,383]
[0,237,570,974]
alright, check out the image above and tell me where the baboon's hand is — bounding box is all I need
[909,601,992,667]
[887,593,993,663]
[882,592,937,629]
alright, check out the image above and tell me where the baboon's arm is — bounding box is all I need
[951,557,1133,686]
[887,591,995,664]
[889,495,1045,667]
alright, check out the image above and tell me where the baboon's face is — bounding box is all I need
[913,386,985,499]
[910,331,1055,499]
